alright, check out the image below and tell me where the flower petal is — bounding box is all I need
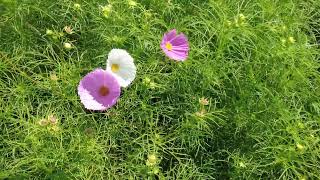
[106,49,136,87]
[78,85,106,110]
[163,49,188,61]
[172,45,189,51]
[160,29,189,61]
[78,68,120,111]
[163,29,177,42]
[170,33,189,47]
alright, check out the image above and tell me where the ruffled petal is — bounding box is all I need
[106,49,136,87]
[78,69,120,111]
[163,29,177,42]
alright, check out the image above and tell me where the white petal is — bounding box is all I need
[106,49,136,87]
[78,86,106,110]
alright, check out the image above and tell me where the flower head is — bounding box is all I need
[281,25,287,31]
[288,36,295,43]
[64,26,73,34]
[128,0,137,7]
[199,97,209,106]
[143,77,157,89]
[48,114,58,125]
[74,3,81,9]
[78,69,121,111]
[64,42,72,49]
[146,154,157,166]
[239,162,246,168]
[46,29,54,35]
[160,29,189,61]
[51,125,60,132]
[106,49,136,87]
[102,4,112,17]
[84,127,95,137]
[195,109,206,118]
[50,72,58,81]
[296,143,304,150]
[38,118,49,126]
[143,77,151,85]
[239,13,246,21]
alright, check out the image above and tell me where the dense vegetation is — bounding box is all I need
[1,0,319,179]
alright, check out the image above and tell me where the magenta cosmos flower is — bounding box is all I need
[160,29,189,61]
[78,68,120,111]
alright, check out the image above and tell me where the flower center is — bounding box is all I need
[99,86,109,96]
[165,42,173,51]
[111,64,120,72]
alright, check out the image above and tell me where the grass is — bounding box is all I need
[0,0,320,179]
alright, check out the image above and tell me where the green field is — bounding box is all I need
[1,0,320,179]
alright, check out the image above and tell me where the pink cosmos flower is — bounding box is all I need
[160,29,189,61]
[78,68,120,111]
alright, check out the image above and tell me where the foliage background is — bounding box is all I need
[0,0,319,179]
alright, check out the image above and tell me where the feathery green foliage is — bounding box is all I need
[1,0,319,179]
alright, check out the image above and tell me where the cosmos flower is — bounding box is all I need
[160,29,189,61]
[106,49,136,87]
[78,69,121,111]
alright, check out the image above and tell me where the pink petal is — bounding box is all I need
[170,33,188,47]
[160,29,190,61]
[163,49,188,61]
[78,85,107,111]
[163,29,177,42]
[78,68,120,111]
[172,45,189,51]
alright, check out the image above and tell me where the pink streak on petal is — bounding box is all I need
[163,49,188,61]
[172,45,189,51]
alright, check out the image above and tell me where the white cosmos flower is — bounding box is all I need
[106,49,136,87]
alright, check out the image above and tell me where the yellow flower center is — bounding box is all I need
[111,64,120,72]
[165,42,173,51]
[99,86,109,96]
